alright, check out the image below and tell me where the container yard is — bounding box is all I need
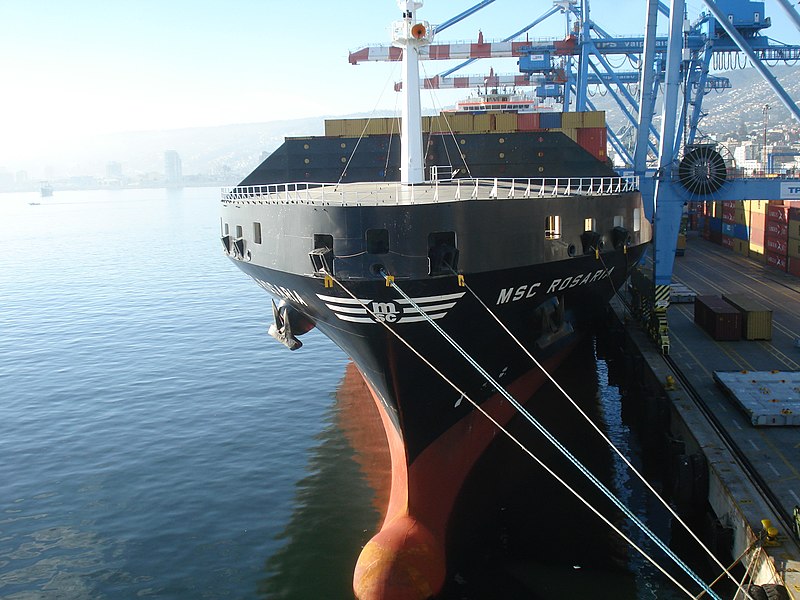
[618,227,800,597]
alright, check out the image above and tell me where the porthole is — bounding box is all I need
[340,142,347,149]
[538,151,545,157]
[341,157,347,163]
[304,143,310,150]
[499,137,505,144]
[499,152,505,159]
[538,166,544,173]
[304,158,310,164]
[568,244,576,257]
[460,139,466,145]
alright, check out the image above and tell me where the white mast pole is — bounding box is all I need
[392,0,432,184]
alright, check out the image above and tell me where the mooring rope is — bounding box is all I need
[323,269,697,598]
[450,262,753,596]
[380,269,722,600]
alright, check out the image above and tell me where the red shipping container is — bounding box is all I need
[789,256,800,278]
[767,205,790,223]
[767,250,788,271]
[517,113,540,131]
[694,295,741,341]
[576,127,607,160]
[766,221,788,238]
[721,235,734,249]
[722,207,736,223]
[722,201,735,209]
[766,236,788,254]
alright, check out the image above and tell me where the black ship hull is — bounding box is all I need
[221,178,650,598]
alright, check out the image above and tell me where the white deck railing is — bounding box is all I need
[221,176,640,206]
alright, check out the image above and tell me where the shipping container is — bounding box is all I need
[694,295,742,341]
[472,113,492,132]
[750,210,765,231]
[582,110,606,128]
[789,219,800,241]
[733,223,749,240]
[766,236,788,254]
[788,238,800,260]
[494,112,518,132]
[576,127,607,160]
[767,250,788,271]
[561,111,583,128]
[767,205,790,223]
[722,222,734,237]
[750,225,765,249]
[789,203,800,221]
[708,216,722,232]
[517,112,540,131]
[721,234,734,249]
[789,256,800,278]
[449,113,474,133]
[733,239,749,256]
[324,119,346,136]
[748,200,768,214]
[766,221,789,238]
[539,112,562,129]
[722,206,736,223]
[722,294,772,340]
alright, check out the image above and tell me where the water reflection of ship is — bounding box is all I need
[260,334,681,599]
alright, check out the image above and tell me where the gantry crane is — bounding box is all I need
[350,0,800,352]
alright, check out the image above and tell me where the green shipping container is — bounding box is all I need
[722,293,773,340]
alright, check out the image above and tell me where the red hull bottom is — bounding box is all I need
[353,341,577,599]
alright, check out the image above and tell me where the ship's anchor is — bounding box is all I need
[268,299,303,351]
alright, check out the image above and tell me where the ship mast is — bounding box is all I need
[392,0,432,184]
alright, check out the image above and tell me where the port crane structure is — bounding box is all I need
[350,0,800,352]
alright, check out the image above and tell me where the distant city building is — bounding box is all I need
[164,151,183,187]
[106,161,123,178]
[15,170,28,184]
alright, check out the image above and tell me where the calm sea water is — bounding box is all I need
[0,187,703,599]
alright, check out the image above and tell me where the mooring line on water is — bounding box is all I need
[322,270,698,598]
[380,270,722,600]
[448,265,750,595]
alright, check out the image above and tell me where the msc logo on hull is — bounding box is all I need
[317,292,466,324]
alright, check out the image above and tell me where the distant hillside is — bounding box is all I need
[598,65,800,138]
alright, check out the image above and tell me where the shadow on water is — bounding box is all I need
[260,326,722,599]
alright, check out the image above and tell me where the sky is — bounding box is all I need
[1,0,798,170]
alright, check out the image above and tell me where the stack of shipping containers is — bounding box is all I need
[721,201,736,251]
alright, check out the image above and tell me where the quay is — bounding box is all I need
[616,231,800,596]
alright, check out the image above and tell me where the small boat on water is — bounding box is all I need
[221,2,651,597]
